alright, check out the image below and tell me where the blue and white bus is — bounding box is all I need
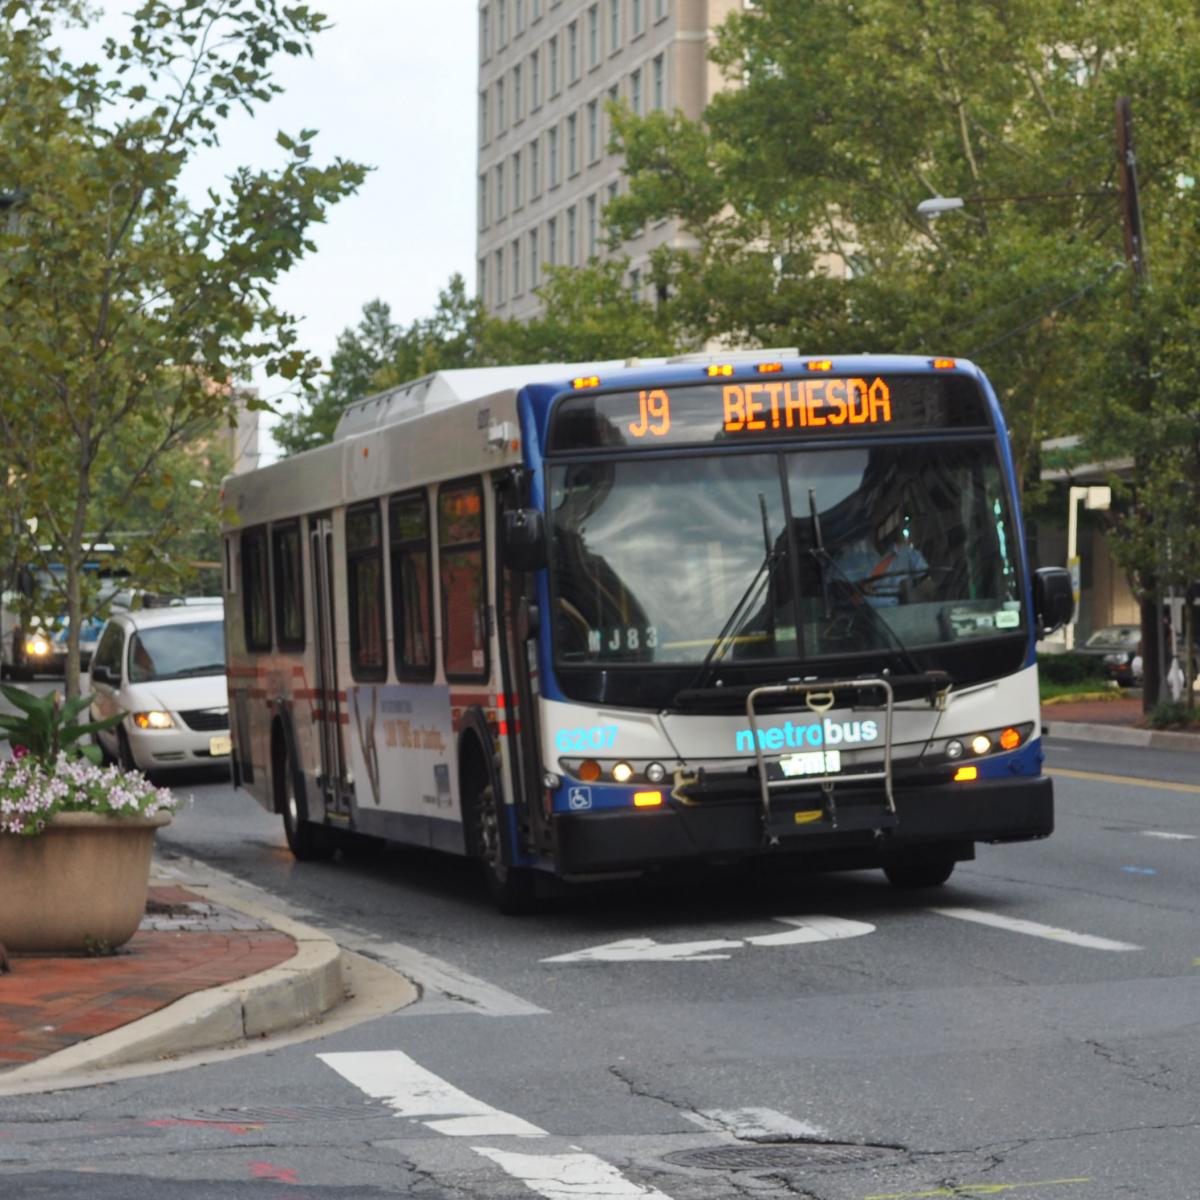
[221,352,1073,910]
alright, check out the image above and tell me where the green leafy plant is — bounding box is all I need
[0,683,123,767]
[1146,701,1200,731]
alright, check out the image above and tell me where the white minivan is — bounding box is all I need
[88,603,230,775]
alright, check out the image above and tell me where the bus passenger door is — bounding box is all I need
[310,514,349,818]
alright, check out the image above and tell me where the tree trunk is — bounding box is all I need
[1140,596,1161,716]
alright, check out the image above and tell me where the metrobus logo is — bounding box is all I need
[734,718,880,753]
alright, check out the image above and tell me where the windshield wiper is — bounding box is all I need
[158,664,225,679]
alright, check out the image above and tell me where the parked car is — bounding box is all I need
[1077,624,1143,686]
[87,603,230,775]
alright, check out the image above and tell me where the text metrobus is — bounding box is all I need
[220,352,1072,910]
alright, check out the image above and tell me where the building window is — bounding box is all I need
[495,163,505,220]
[480,5,491,59]
[512,237,522,296]
[532,0,542,18]
[479,90,489,145]
[241,527,271,651]
[272,521,305,650]
[567,112,578,175]
[630,267,641,295]
[607,179,619,206]
[609,0,620,50]
[478,173,489,230]
[547,215,558,265]
[494,248,505,305]
[567,20,579,82]
[567,204,577,265]
[346,502,386,682]
[498,0,508,46]
[655,0,666,19]
[513,63,523,121]
[529,228,540,287]
[478,256,487,300]
[388,492,433,679]
[549,35,559,96]
[632,0,643,35]
[530,137,541,196]
[438,481,487,681]
[512,150,523,209]
[531,49,541,108]
[586,193,598,258]
[653,53,664,110]
[548,125,559,186]
[496,77,506,132]
[588,4,600,67]
[515,0,525,35]
[587,99,599,161]
[630,67,642,114]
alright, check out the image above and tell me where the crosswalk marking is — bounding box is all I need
[930,907,1140,951]
[475,1147,673,1199]
[1141,830,1196,841]
[318,1050,546,1137]
[689,1106,829,1141]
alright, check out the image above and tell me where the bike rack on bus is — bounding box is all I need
[745,678,895,845]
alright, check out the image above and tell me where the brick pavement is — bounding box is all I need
[0,885,296,1069]
[1042,696,1145,726]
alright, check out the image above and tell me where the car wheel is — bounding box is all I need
[93,731,115,766]
[883,857,956,890]
[277,741,335,862]
[468,782,538,914]
[117,728,139,774]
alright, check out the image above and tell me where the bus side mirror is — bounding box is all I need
[502,508,546,572]
[1033,567,1074,635]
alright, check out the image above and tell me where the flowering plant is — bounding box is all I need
[0,753,177,836]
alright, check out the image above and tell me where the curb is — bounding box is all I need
[0,884,345,1086]
[1046,720,1200,752]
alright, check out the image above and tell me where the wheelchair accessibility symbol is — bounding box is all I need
[567,786,593,811]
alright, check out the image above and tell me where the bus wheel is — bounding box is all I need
[277,744,335,863]
[883,856,956,890]
[471,783,538,915]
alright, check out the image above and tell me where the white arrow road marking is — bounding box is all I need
[475,1147,673,1199]
[744,914,875,946]
[542,915,874,963]
[1141,830,1196,841]
[318,1050,546,1137]
[688,1107,830,1141]
[542,936,744,964]
[930,907,1141,951]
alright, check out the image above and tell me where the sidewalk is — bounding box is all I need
[1043,694,1200,752]
[0,879,351,1088]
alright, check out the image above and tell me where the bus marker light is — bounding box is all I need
[634,790,663,807]
[706,363,734,376]
[612,761,634,783]
[757,362,783,374]
[999,727,1021,751]
[578,760,601,782]
[794,809,823,825]
[932,358,957,369]
[572,375,600,389]
[953,765,978,782]
[970,734,992,755]
[645,761,666,783]
[807,359,833,371]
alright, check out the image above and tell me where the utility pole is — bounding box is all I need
[1115,96,1166,710]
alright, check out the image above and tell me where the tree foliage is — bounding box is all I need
[0,0,366,695]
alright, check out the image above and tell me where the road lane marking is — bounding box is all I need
[865,1180,1090,1199]
[543,915,874,963]
[475,1147,673,1199]
[318,1050,546,1137]
[1141,830,1196,840]
[688,1107,829,1141]
[930,907,1140,951]
[1048,766,1200,796]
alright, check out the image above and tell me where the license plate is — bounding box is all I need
[779,749,841,778]
[209,735,232,756]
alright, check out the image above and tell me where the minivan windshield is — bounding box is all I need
[127,620,226,683]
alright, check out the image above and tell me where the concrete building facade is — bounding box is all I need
[476,0,743,320]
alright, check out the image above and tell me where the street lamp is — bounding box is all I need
[916,189,1114,218]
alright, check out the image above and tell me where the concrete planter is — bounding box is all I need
[0,811,171,954]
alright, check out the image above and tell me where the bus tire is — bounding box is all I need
[469,782,538,915]
[883,856,956,890]
[276,736,335,863]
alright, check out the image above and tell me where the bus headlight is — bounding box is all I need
[24,636,51,658]
[944,739,964,760]
[611,761,634,783]
[970,734,992,756]
[645,761,667,783]
[133,711,175,730]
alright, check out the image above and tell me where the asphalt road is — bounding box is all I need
[1,719,1198,1199]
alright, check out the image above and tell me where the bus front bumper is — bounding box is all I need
[551,775,1053,875]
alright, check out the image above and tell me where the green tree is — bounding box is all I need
[0,0,366,697]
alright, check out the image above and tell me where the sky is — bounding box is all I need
[61,2,480,463]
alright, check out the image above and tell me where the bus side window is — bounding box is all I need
[438,479,488,681]
[388,492,434,680]
[272,520,305,651]
[346,502,386,682]
[241,528,272,652]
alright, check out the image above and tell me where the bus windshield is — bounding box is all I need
[549,442,1022,685]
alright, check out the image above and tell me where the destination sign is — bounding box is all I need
[549,374,990,452]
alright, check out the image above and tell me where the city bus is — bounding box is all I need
[220,353,1073,911]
